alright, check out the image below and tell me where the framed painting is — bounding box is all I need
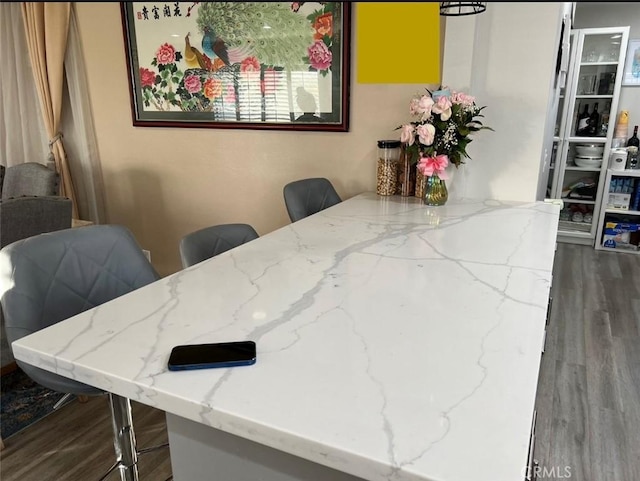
[622,38,640,86]
[120,2,351,131]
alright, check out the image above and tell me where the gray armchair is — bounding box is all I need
[180,223,259,268]
[0,196,73,369]
[283,177,342,222]
[1,162,60,200]
[0,225,167,477]
[0,196,72,248]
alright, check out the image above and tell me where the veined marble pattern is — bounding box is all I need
[12,193,559,481]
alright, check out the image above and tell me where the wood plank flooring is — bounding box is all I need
[0,396,172,480]
[534,244,640,481]
[0,244,638,480]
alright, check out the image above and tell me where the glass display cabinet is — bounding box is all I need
[547,26,630,245]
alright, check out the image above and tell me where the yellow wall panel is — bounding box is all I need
[356,2,441,84]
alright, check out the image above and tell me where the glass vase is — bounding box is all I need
[423,174,448,206]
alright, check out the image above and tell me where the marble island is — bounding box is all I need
[12,193,560,481]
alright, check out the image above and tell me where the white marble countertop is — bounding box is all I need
[13,193,559,481]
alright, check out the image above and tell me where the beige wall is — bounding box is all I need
[75,3,562,276]
[75,3,440,276]
[442,2,563,202]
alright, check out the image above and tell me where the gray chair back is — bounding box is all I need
[0,225,160,394]
[283,177,342,223]
[180,223,259,268]
[0,195,72,248]
[1,162,60,200]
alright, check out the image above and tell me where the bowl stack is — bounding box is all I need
[574,144,603,168]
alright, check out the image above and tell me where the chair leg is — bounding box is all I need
[53,392,75,410]
[108,393,139,481]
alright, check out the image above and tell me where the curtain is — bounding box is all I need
[0,3,48,168]
[21,2,79,218]
[61,4,106,223]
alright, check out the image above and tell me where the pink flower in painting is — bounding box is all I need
[400,124,415,145]
[139,67,156,88]
[184,74,202,94]
[155,43,176,65]
[203,78,222,100]
[307,41,332,71]
[240,56,261,72]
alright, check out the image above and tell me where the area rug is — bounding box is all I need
[1,367,66,439]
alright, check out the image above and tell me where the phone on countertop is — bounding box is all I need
[168,341,256,371]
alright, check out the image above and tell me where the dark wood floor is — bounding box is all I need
[0,244,638,480]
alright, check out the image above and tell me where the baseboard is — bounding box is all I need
[1,361,18,376]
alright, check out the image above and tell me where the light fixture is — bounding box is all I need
[440,2,487,16]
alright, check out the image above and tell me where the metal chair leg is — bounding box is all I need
[52,392,75,410]
[108,393,139,481]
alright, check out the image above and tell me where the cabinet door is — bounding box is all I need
[556,28,629,243]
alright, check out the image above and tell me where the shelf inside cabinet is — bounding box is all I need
[579,61,618,66]
[605,208,640,216]
[608,169,640,178]
[568,137,607,143]
[558,223,594,235]
[565,165,602,172]
[561,198,596,205]
[575,95,613,99]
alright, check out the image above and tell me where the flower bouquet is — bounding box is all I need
[396,87,491,204]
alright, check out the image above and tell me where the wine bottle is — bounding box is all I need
[599,101,611,136]
[627,125,639,148]
[576,103,590,136]
[587,102,599,136]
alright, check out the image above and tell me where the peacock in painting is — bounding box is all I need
[196,2,314,69]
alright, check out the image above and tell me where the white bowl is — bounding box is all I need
[575,144,604,157]
[574,156,602,168]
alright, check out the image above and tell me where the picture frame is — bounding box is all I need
[622,38,640,86]
[120,2,351,131]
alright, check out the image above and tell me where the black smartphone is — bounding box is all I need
[168,341,256,371]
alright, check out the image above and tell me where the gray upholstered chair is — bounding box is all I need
[0,225,168,479]
[283,177,342,223]
[1,162,60,200]
[180,223,259,268]
[0,195,72,248]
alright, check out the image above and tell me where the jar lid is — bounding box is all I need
[377,140,401,148]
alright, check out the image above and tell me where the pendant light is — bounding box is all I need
[440,2,487,16]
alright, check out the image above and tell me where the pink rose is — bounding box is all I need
[400,124,415,145]
[451,91,475,107]
[416,123,435,146]
[139,67,156,88]
[155,43,176,65]
[184,74,202,94]
[409,98,421,116]
[416,95,434,117]
[308,41,332,71]
[432,96,452,121]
